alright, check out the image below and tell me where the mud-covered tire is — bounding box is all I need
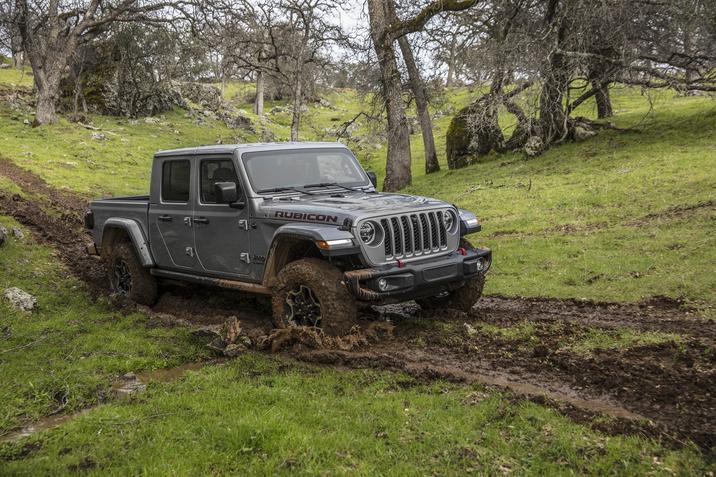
[417,239,486,312]
[108,242,158,306]
[272,258,357,336]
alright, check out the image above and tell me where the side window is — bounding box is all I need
[162,160,190,203]
[200,159,240,203]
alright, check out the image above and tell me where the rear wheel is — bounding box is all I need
[272,258,357,336]
[108,242,158,306]
[416,239,486,312]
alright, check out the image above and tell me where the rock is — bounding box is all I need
[11,227,23,239]
[237,335,253,348]
[0,63,9,69]
[523,136,544,157]
[90,132,106,140]
[144,117,161,124]
[573,125,596,141]
[191,325,222,341]
[463,322,478,337]
[122,372,137,380]
[270,106,287,115]
[23,119,30,125]
[174,81,224,111]
[207,337,226,353]
[225,113,253,130]
[318,98,332,108]
[3,287,37,311]
[223,343,248,357]
[0,225,7,247]
[221,316,241,345]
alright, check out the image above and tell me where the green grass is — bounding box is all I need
[405,95,716,307]
[1,353,710,476]
[0,218,211,433]
[0,61,34,89]
[567,328,682,355]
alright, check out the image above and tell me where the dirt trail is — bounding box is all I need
[0,158,714,452]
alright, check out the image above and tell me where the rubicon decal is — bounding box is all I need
[274,211,338,223]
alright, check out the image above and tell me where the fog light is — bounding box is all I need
[377,278,389,291]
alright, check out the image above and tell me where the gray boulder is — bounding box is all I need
[0,225,7,247]
[573,125,596,141]
[524,136,545,157]
[11,227,24,239]
[3,287,37,311]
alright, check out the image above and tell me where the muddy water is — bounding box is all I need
[1,410,91,443]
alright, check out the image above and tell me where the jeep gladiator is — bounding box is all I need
[86,142,492,335]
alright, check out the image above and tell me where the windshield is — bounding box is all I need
[241,148,369,193]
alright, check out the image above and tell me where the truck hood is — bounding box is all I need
[256,191,451,224]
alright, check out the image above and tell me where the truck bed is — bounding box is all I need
[89,196,151,248]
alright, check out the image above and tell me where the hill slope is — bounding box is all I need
[1,67,714,310]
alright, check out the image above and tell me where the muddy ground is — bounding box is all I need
[0,157,713,453]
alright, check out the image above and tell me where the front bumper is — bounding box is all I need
[344,247,491,302]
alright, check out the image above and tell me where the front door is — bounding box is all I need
[148,158,196,269]
[193,157,252,277]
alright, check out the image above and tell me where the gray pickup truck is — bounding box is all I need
[86,142,491,334]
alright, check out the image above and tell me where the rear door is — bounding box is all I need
[148,158,196,269]
[192,156,252,277]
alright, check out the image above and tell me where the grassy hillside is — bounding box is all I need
[1,67,714,473]
[1,67,714,310]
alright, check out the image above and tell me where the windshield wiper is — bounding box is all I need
[303,182,365,193]
[255,186,315,195]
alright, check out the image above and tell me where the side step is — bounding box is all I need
[150,269,271,295]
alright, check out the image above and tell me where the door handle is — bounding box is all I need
[193,217,210,225]
[157,215,172,222]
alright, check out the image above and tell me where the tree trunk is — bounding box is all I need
[290,79,302,141]
[396,35,440,174]
[33,67,63,125]
[592,80,613,118]
[367,0,412,191]
[254,70,264,116]
[445,35,457,87]
[538,67,568,144]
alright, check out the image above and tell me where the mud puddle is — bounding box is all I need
[1,410,92,443]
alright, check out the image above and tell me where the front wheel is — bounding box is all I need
[108,242,158,306]
[271,258,357,336]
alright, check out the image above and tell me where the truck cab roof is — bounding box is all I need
[154,141,348,158]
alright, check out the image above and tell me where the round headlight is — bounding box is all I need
[443,210,457,232]
[359,222,376,244]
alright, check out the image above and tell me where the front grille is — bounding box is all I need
[380,210,448,260]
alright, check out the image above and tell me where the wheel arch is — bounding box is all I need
[262,233,323,287]
[100,218,154,267]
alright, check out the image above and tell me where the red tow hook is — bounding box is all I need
[458,247,467,256]
[397,259,405,268]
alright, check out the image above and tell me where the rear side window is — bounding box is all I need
[162,160,190,202]
[200,159,240,203]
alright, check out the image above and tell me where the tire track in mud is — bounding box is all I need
[285,305,715,451]
[0,158,107,295]
[0,158,714,452]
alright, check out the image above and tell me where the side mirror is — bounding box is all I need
[367,171,378,188]
[214,182,239,204]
